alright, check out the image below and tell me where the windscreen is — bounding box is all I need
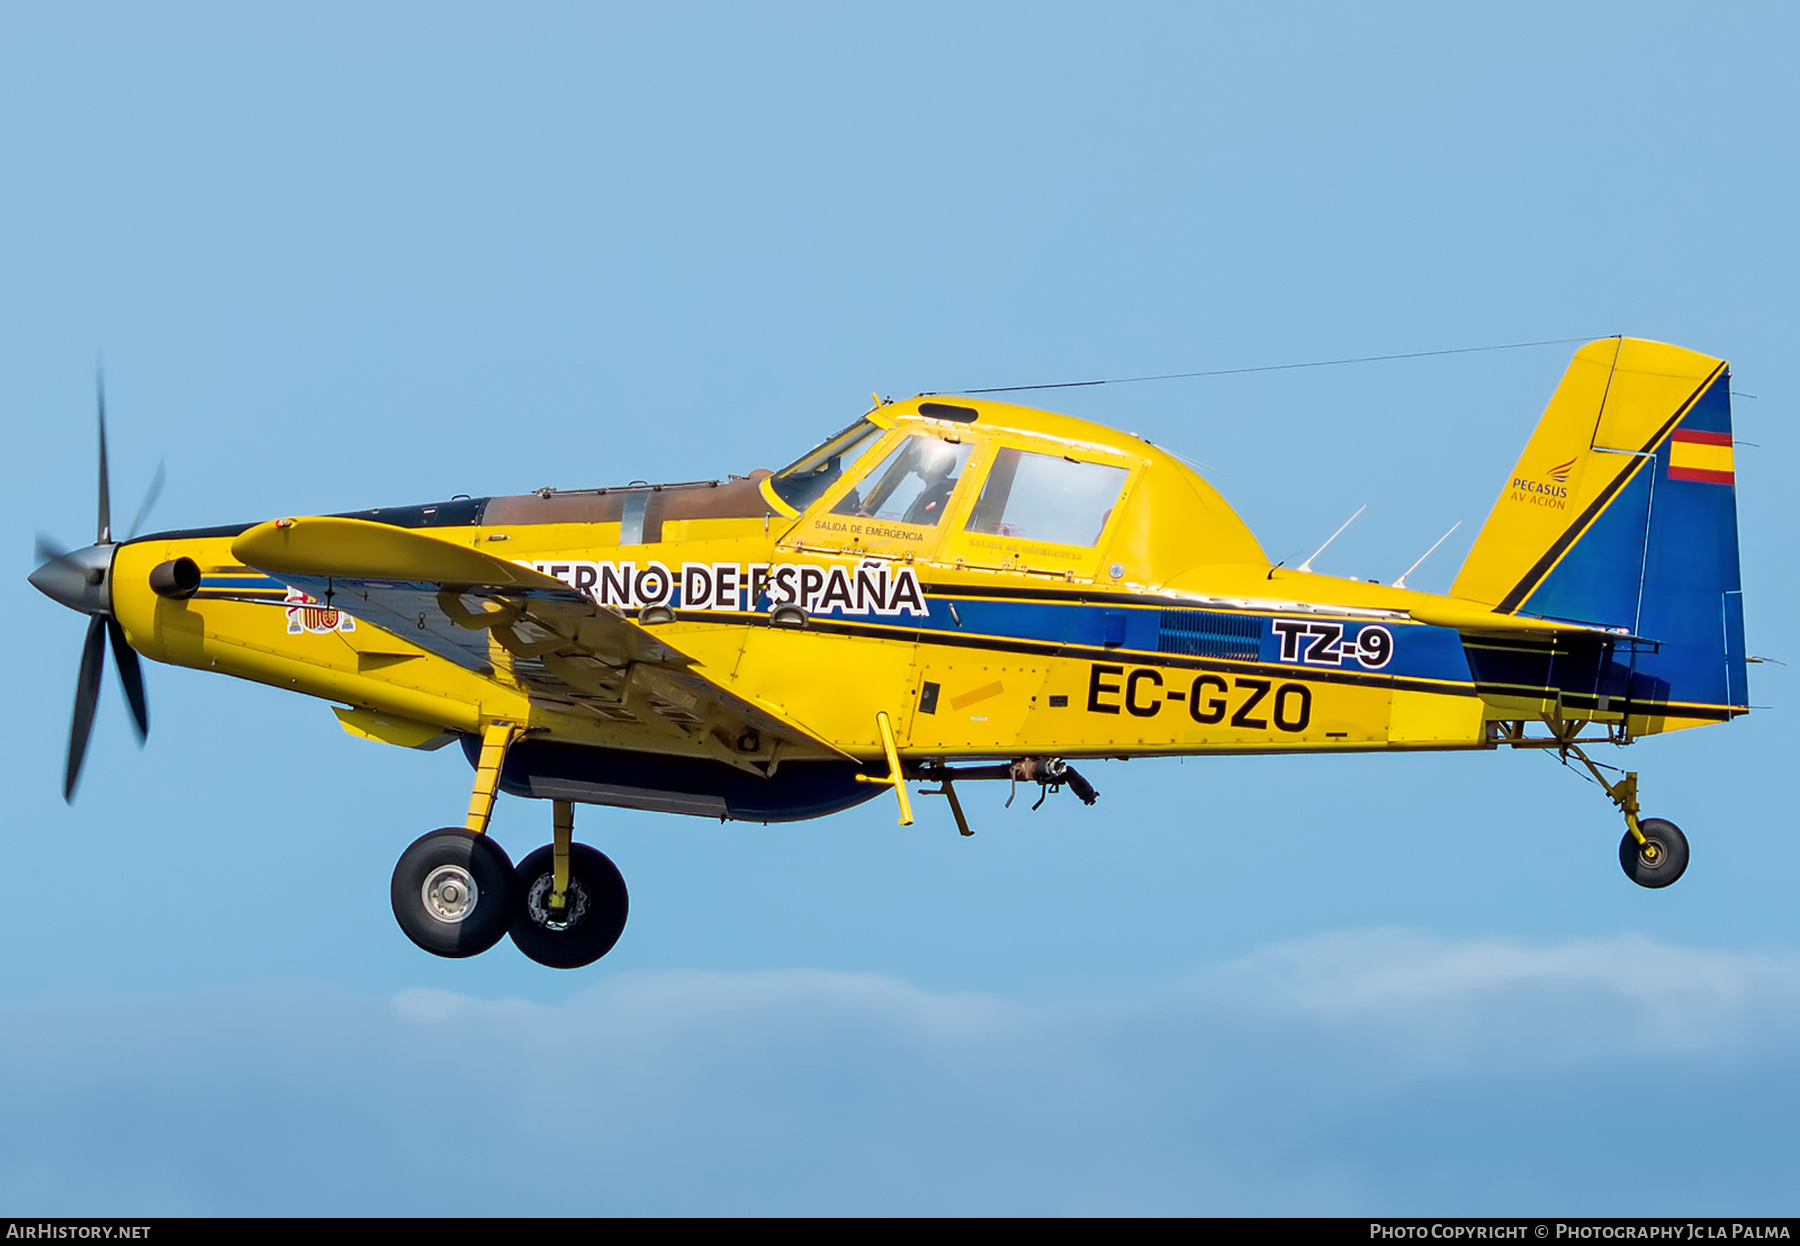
[767,419,887,512]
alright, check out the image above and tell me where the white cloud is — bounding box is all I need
[2,932,1797,1215]
[1200,929,1800,1061]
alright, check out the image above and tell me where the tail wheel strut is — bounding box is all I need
[1560,740,1689,889]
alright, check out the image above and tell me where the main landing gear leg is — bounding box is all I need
[465,720,520,836]
[510,801,629,969]
[1560,740,1689,889]
[390,721,521,957]
[550,798,574,917]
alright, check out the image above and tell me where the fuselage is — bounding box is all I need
[93,391,1724,825]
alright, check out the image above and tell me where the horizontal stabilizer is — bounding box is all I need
[1405,598,1637,641]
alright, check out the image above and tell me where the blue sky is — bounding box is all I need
[3,1,1797,1215]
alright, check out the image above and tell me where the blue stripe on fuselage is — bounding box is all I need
[793,591,1477,686]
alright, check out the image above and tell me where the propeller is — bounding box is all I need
[29,376,162,801]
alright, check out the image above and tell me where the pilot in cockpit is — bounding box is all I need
[833,436,970,526]
[898,439,961,525]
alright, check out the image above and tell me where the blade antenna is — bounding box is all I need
[1392,521,1463,590]
[1296,505,1365,574]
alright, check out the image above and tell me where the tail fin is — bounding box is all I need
[1452,337,1747,726]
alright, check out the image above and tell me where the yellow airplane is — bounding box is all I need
[30,336,1748,968]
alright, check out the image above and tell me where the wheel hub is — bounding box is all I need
[1640,840,1664,867]
[422,864,480,923]
[526,872,590,933]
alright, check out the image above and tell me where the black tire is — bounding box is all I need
[1620,817,1689,889]
[391,829,515,957]
[508,843,629,969]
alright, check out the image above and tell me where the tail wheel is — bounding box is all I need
[509,843,629,969]
[391,829,515,957]
[1620,817,1689,889]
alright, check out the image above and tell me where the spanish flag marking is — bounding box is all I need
[1667,429,1734,485]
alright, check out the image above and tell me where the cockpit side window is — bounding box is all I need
[964,449,1130,546]
[831,435,974,527]
[768,419,888,512]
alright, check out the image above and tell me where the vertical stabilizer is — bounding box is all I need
[1452,337,1745,724]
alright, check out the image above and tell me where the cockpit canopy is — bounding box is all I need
[766,402,1267,585]
[772,417,1128,549]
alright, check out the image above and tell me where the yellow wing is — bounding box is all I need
[231,516,847,770]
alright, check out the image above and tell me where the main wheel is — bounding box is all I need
[391,829,515,957]
[1619,817,1689,889]
[508,843,629,969]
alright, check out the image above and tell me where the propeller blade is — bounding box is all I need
[65,614,107,803]
[96,373,112,544]
[106,616,148,742]
[124,461,166,542]
[34,534,78,570]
